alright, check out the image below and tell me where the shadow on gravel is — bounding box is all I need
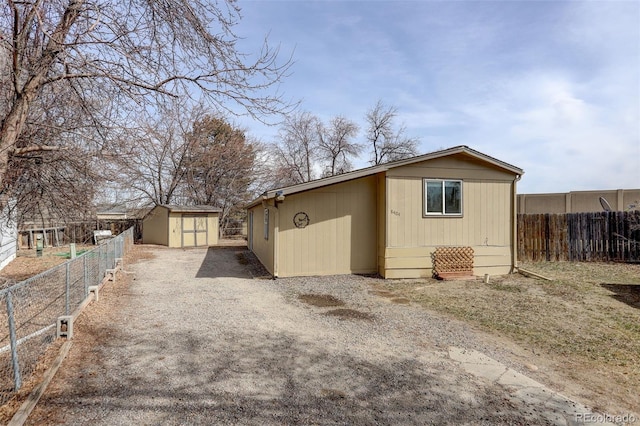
[601,283,640,309]
[195,247,253,279]
[37,330,548,426]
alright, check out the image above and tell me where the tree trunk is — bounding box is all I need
[0,0,85,190]
[0,92,33,189]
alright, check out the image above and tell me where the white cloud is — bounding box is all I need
[234,1,639,193]
[451,72,638,192]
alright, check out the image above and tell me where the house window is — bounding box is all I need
[424,179,462,216]
[264,208,269,240]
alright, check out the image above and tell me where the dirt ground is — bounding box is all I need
[0,244,95,285]
[2,245,637,424]
[380,261,640,418]
[7,245,600,425]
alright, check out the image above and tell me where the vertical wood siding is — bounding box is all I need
[383,155,516,277]
[386,178,511,248]
[248,204,275,275]
[377,173,387,276]
[277,176,378,277]
[142,206,169,246]
[248,153,519,278]
[168,213,218,247]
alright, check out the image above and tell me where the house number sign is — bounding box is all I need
[293,212,310,228]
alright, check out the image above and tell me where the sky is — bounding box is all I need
[233,0,640,194]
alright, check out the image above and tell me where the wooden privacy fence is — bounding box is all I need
[518,211,640,262]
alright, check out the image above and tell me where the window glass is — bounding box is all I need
[426,181,443,213]
[264,208,269,240]
[444,181,462,214]
[424,179,462,215]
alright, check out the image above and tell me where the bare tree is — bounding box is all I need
[273,111,319,185]
[0,0,293,197]
[247,139,282,195]
[2,73,106,227]
[317,115,361,177]
[365,100,419,165]
[110,108,259,235]
[8,148,98,227]
[108,100,202,207]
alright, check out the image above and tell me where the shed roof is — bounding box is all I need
[247,145,523,208]
[158,205,222,213]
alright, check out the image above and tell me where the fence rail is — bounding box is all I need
[18,220,142,248]
[0,227,134,406]
[518,212,640,262]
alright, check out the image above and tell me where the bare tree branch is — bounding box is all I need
[0,0,295,199]
[272,111,319,185]
[365,100,419,165]
[13,144,67,156]
[317,115,361,177]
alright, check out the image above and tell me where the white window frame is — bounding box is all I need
[423,179,463,216]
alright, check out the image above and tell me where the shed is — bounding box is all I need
[246,146,523,279]
[142,205,221,247]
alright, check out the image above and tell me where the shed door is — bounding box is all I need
[182,215,208,247]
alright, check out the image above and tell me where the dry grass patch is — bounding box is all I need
[378,261,640,416]
[126,244,156,263]
[0,245,94,284]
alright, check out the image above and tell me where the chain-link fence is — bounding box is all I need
[0,227,134,406]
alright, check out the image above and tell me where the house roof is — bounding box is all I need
[96,206,128,215]
[158,205,222,213]
[247,145,523,208]
[95,204,152,219]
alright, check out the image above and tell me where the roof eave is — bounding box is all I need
[245,145,523,208]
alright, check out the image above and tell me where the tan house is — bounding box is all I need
[246,146,523,279]
[142,205,221,248]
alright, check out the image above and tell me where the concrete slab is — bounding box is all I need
[499,367,546,389]
[448,346,618,426]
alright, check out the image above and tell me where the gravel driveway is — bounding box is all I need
[27,246,596,425]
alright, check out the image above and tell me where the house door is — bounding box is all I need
[181,215,208,247]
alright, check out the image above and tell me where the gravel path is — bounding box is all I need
[29,246,565,425]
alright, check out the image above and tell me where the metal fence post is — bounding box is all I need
[6,292,22,390]
[65,262,70,315]
[83,254,88,297]
[99,244,105,279]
